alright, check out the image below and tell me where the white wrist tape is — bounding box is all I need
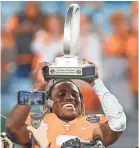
[92,79,126,131]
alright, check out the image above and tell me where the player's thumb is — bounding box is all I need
[27,126,36,134]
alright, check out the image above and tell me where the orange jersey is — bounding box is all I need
[26,113,107,148]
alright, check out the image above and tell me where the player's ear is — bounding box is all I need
[44,91,54,110]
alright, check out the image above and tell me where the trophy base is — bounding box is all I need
[43,64,98,80]
[43,74,98,80]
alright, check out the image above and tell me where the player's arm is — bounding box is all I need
[6,62,50,145]
[84,61,126,147]
[6,105,31,146]
[100,121,123,147]
[31,62,51,91]
[92,79,126,147]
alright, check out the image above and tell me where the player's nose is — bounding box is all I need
[65,93,74,101]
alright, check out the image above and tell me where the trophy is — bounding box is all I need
[43,4,97,80]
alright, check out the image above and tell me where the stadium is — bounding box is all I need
[1,1,138,148]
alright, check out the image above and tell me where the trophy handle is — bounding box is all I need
[64,4,80,56]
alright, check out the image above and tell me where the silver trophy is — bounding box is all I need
[43,4,97,80]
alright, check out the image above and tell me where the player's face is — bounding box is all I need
[51,81,82,121]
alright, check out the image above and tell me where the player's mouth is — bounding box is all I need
[62,103,75,110]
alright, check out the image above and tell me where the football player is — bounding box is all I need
[6,62,126,148]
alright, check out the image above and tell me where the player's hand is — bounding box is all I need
[83,59,99,84]
[32,62,51,91]
[27,121,49,148]
[0,133,13,148]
